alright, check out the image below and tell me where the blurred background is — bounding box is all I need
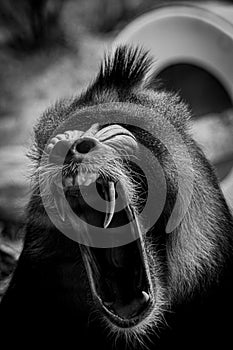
[0,0,233,298]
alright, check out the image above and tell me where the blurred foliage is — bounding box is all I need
[0,0,217,52]
[0,0,65,51]
[65,0,221,34]
[65,0,163,34]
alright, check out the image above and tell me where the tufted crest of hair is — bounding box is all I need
[85,45,153,92]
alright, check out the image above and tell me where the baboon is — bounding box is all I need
[0,46,233,349]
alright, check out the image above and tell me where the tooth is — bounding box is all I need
[81,173,90,186]
[75,174,83,186]
[63,176,73,187]
[84,177,93,186]
[104,181,116,229]
[80,175,86,186]
[103,301,114,307]
[83,173,98,186]
[73,173,98,187]
[54,196,66,222]
[142,291,150,303]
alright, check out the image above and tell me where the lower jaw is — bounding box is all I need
[99,297,155,330]
[66,182,154,327]
[80,250,155,330]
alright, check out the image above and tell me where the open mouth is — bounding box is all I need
[55,171,154,327]
[81,240,154,328]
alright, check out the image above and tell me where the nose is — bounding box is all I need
[48,137,98,164]
[74,138,97,154]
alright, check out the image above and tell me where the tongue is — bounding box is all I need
[111,291,149,319]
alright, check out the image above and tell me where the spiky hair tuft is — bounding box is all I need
[88,45,153,93]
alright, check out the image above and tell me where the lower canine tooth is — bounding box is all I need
[54,196,66,222]
[142,291,150,303]
[63,176,73,187]
[104,301,114,307]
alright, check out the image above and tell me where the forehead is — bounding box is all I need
[35,93,187,156]
[48,103,155,137]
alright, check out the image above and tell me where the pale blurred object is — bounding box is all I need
[191,110,233,166]
[114,1,233,209]
[191,110,233,209]
[0,146,30,224]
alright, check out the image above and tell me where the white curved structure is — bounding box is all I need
[114,2,233,207]
[114,2,233,98]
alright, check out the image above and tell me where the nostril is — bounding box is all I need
[74,139,97,154]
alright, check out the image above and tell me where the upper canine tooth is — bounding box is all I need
[104,181,116,229]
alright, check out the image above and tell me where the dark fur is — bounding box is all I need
[1,46,233,349]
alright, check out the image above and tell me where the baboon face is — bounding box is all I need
[38,104,167,332]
